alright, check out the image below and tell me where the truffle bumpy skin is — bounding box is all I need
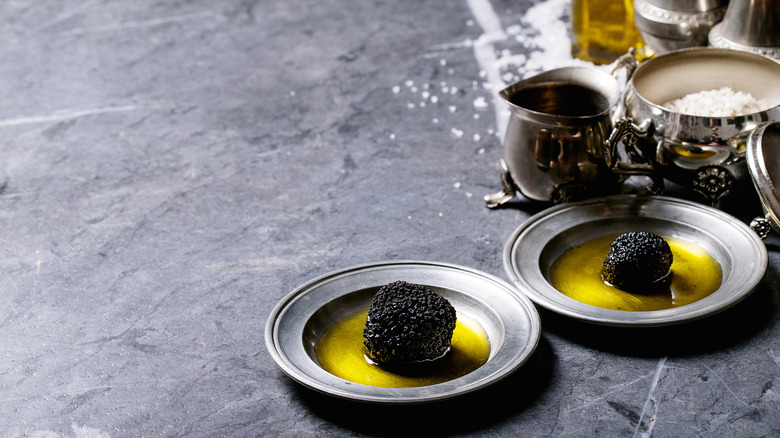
[602,232,673,292]
[363,281,457,365]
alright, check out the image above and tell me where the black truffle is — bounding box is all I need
[602,232,673,292]
[363,281,457,365]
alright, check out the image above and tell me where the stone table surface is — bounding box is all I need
[2,0,779,436]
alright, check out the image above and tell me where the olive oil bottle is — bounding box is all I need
[570,0,653,64]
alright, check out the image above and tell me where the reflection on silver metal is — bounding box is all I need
[644,0,725,8]
[503,195,767,326]
[617,48,780,207]
[709,31,780,61]
[265,261,542,404]
[747,121,780,238]
[708,0,780,60]
[486,53,658,207]
[634,0,728,55]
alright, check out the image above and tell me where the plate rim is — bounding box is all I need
[502,195,768,327]
[265,260,542,404]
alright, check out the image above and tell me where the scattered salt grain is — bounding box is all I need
[473,96,489,109]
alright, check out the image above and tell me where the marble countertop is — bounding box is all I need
[2,0,779,436]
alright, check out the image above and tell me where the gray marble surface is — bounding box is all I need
[1,0,779,436]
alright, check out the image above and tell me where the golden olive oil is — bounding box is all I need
[570,0,653,64]
[550,235,722,311]
[315,310,490,388]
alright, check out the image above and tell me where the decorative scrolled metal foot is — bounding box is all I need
[648,176,665,196]
[484,159,517,209]
[692,165,735,209]
[750,217,773,240]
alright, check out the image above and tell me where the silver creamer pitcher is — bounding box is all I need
[485,59,659,207]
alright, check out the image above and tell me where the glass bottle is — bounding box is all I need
[570,0,653,64]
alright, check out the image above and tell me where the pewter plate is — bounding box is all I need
[504,195,767,327]
[265,261,541,404]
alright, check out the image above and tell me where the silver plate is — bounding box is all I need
[265,261,541,404]
[504,195,767,327]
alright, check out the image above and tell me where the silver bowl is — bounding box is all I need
[634,0,728,55]
[265,261,541,404]
[620,48,780,207]
[503,195,767,327]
